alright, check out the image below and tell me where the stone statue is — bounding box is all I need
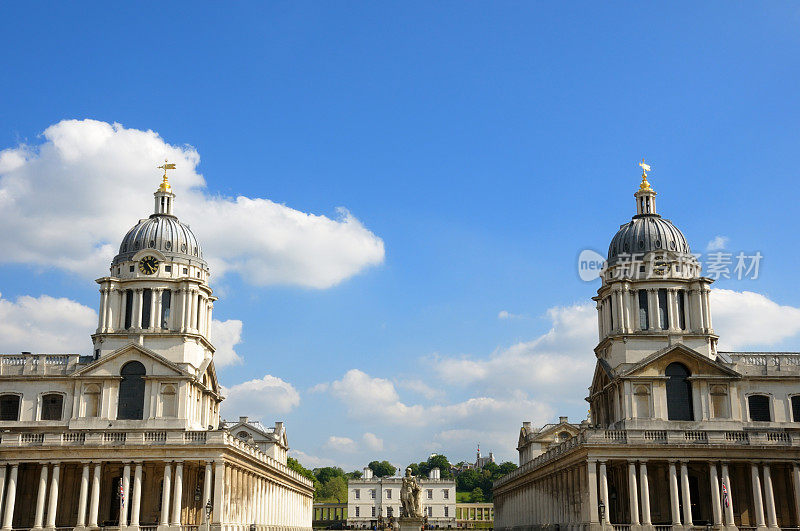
[400,468,423,518]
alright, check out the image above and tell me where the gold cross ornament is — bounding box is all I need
[157,159,176,192]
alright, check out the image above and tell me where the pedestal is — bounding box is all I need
[398,516,424,531]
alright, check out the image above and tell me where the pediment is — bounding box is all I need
[73,342,190,378]
[533,422,581,442]
[589,358,615,395]
[621,343,740,379]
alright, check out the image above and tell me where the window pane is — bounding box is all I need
[141,289,152,329]
[658,289,668,330]
[666,363,693,421]
[792,396,800,422]
[42,394,63,420]
[638,290,649,330]
[749,395,771,422]
[677,291,686,330]
[161,290,171,329]
[0,395,20,421]
[124,289,133,329]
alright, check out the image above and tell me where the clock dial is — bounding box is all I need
[138,256,159,275]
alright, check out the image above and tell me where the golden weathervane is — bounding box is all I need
[157,159,176,192]
[639,158,653,191]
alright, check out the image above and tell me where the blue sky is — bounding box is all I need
[2,3,800,470]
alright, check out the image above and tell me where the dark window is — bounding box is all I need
[658,289,669,330]
[141,289,152,329]
[161,290,171,329]
[0,395,20,421]
[638,290,649,330]
[748,395,771,422]
[124,289,133,329]
[677,290,686,330]
[118,361,146,420]
[792,396,800,422]
[41,394,63,420]
[609,297,614,331]
[666,362,694,421]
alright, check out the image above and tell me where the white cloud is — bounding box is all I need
[209,319,243,367]
[289,449,336,468]
[362,432,384,451]
[497,310,522,320]
[324,436,358,453]
[0,293,96,354]
[706,235,729,251]
[329,369,426,425]
[712,289,800,350]
[0,119,384,288]
[220,374,300,420]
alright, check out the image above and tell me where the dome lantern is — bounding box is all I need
[634,159,657,215]
[154,160,176,216]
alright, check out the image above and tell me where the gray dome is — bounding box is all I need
[113,214,206,266]
[607,214,691,262]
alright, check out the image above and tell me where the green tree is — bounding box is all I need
[318,476,348,502]
[470,487,485,503]
[417,454,453,479]
[346,470,363,479]
[498,462,518,475]
[368,460,397,477]
[406,463,421,477]
[314,466,346,485]
[288,457,319,491]
[456,469,480,492]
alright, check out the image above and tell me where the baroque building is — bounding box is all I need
[347,467,456,529]
[0,169,313,531]
[494,167,800,531]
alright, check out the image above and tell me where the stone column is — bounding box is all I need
[45,463,60,530]
[171,461,183,526]
[203,462,213,511]
[0,465,6,526]
[763,465,778,530]
[130,463,143,529]
[668,461,681,526]
[709,462,723,528]
[98,288,108,331]
[2,464,18,530]
[721,462,735,528]
[181,289,190,333]
[149,289,157,330]
[76,463,90,529]
[160,463,172,527]
[153,289,162,329]
[133,288,143,329]
[117,289,127,330]
[88,463,101,528]
[34,463,49,529]
[628,461,640,526]
[599,461,610,525]
[106,289,117,332]
[188,290,197,332]
[639,461,651,526]
[120,463,131,528]
[793,464,800,530]
[680,462,693,526]
[704,288,714,330]
[751,463,766,529]
[212,462,225,525]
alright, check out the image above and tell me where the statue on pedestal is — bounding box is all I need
[400,468,422,518]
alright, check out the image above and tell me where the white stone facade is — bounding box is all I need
[0,175,313,531]
[494,172,800,531]
[347,468,456,528]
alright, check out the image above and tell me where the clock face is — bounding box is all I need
[138,256,159,275]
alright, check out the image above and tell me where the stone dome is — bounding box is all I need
[113,213,206,267]
[607,214,691,263]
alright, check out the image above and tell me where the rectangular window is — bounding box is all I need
[749,395,771,422]
[0,395,20,420]
[658,289,668,330]
[638,290,649,330]
[355,489,360,499]
[427,489,433,499]
[387,507,393,518]
[161,290,171,329]
[370,489,376,499]
[355,507,359,517]
[385,489,391,499]
[677,290,686,330]
[609,296,615,331]
[444,507,449,518]
[371,507,375,517]
[443,489,449,499]
[164,265,172,273]
[792,396,800,422]
[124,289,133,329]
[41,394,63,420]
[141,288,152,329]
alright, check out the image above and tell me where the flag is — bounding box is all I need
[722,482,729,508]
[119,482,125,508]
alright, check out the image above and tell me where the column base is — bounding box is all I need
[157,525,172,531]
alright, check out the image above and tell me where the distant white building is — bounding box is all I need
[224,416,289,462]
[347,467,456,528]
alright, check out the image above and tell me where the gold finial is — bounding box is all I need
[157,159,176,192]
[638,158,653,191]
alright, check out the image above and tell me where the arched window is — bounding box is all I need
[665,362,694,421]
[118,361,146,420]
[0,395,20,421]
[748,395,771,422]
[83,384,100,418]
[160,384,177,418]
[558,431,572,442]
[41,393,63,420]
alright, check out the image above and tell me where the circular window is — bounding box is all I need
[655,240,661,247]
[623,243,630,252]
[194,247,197,255]
[181,243,187,252]
[638,240,645,249]
[149,240,155,248]
[669,241,676,250]
[165,241,172,249]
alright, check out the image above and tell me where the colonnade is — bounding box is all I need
[98,285,213,337]
[495,459,800,530]
[0,459,312,531]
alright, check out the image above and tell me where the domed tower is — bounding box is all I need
[91,162,217,369]
[594,162,717,369]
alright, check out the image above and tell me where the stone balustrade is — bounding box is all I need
[0,353,83,375]
[495,427,800,489]
[0,429,312,486]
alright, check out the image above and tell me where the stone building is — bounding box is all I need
[224,417,289,462]
[347,467,455,528]
[455,503,493,529]
[494,167,800,531]
[0,170,313,531]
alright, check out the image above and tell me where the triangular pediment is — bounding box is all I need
[73,342,190,378]
[589,358,615,396]
[620,343,740,379]
[533,421,581,442]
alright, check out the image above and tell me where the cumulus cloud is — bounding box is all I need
[0,293,96,354]
[712,289,800,350]
[0,119,384,288]
[362,432,384,451]
[398,379,444,400]
[324,436,358,453]
[706,236,729,251]
[209,319,244,367]
[289,449,336,468]
[220,374,300,420]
